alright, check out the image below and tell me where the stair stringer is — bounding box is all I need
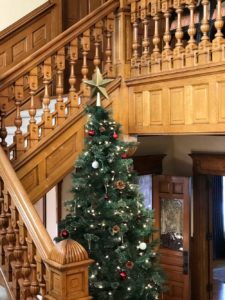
[13,78,122,203]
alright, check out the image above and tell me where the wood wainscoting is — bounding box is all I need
[0,0,62,73]
[127,63,225,135]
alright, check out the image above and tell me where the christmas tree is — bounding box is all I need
[57,69,164,299]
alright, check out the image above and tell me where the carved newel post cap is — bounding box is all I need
[50,239,89,265]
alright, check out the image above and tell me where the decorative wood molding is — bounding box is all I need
[128,64,225,135]
[190,153,225,175]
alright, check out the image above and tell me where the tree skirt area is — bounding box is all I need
[213,267,225,283]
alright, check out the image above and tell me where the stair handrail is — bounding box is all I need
[0,0,119,90]
[0,145,93,299]
[0,145,52,259]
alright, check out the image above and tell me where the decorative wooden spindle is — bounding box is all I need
[14,77,25,158]
[0,180,7,265]
[35,253,46,297]
[173,2,185,69]
[81,29,91,101]
[212,0,225,62]
[198,0,211,64]
[13,228,23,298]
[131,1,141,76]
[93,21,103,69]
[21,247,31,299]
[5,217,15,281]
[42,58,53,136]
[28,67,38,148]
[30,263,40,299]
[68,39,79,114]
[151,9,161,73]
[185,0,197,67]
[104,13,114,77]
[161,0,173,71]
[56,48,66,125]
[0,107,8,151]
[140,0,150,75]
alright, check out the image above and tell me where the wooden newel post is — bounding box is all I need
[45,239,94,300]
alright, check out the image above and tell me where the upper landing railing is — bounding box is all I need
[129,0,225,76]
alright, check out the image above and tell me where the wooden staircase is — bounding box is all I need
[0,1,121,298]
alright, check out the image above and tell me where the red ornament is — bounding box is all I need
[121,153,128,159]
[119,271,127,281]
[60,229,69,239]
[113,132,119,139]
[88,129,95,136]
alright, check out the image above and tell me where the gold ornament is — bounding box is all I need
[126,261,134,269]
[115,180,126,190]
[112,225,121,234]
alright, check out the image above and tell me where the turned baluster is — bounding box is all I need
[151,5,161,73]
[21,247,31,299]
[162,0,173,70]
[140,0,150,75]
[35,253,46,297]
[30,263,40,299]
[198,0,211,64]
[173,2,185,69]
[212,0,225,62]
[14,78,25,158]
[28,67,38,148]
[104,13,114,77]
[0,107,8,152]
[0,179,7,265]
[13,228,23,298]
[6,216,15,281]
[93,21,103,69]
[80,30,91,102]
[42,58,53,136]
[131,1,141,76]
[68,39,79,114]
[56,48,66,125]
[185,0,197,67]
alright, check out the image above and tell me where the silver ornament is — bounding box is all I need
[92,160,99,169]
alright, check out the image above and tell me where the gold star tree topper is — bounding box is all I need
[84,67,113,106]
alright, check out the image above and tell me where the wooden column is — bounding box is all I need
[0,107,8,152]
[161,0,173,71]
[81,30,91,102]
[198,0,211,64]
[55,48,66,125]
[131,0,141,76]
[185,0,197,67]
[14,78,25,158]
[68,39,79,115]
[42,58,53,137]
[173,0,184,69]
[104,13,114,77]
[45,239,94,300]
[28,67,39,148]
[140,0,150,75]
[212,0,225,62]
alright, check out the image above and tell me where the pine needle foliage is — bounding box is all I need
[56,105,164,299]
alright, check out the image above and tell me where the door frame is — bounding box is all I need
[190,153,225,300]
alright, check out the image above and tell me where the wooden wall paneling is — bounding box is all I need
[127,64,225,135]
[0,0,62,74]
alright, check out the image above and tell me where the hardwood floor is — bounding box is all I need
[213,280,225,300]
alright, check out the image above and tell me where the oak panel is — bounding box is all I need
[192,84,209,124]
[12,38,27,61]
[170,87,184,125]
[128,65,225,135]
[32,25,47,47]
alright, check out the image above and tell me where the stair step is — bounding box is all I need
[5,97,68,146]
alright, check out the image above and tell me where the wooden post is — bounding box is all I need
[173,0,184,69]
[56,48,66,125]
[81,30,91,102]
[151,0,161,73]
[212,0,225,62]
[45,239,94,300]
[185,0,197,67]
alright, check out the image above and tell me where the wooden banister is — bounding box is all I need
[0,145,93,299]
[0,0,119,89]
